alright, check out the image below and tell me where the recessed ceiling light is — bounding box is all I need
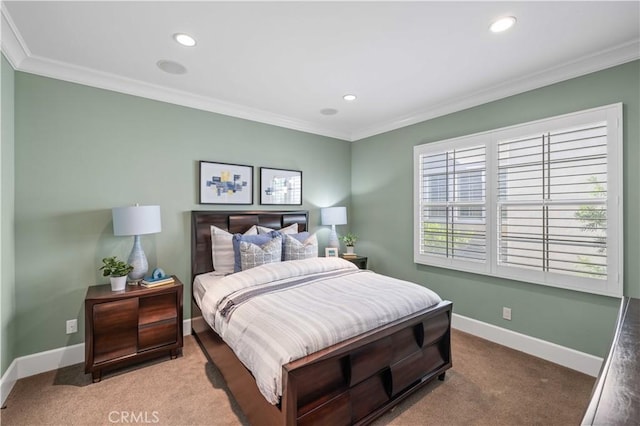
[173,33,196,47]
[320,108,338,116]
[157,60,187,75]
[343,94,357,101]
[490,16,516,33]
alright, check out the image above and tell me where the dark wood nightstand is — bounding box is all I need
[84,277,183,382]
[342,255,368,270]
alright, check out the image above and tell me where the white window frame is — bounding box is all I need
[414,133,492,275]
[414,103,623,297]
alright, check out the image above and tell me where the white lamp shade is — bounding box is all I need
[112,205,162,236]
[321,206,347,226]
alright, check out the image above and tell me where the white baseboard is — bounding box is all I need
[3,317,600,405]
[0,319,192,405]
[1,358,17,406]
[452,313,603,377]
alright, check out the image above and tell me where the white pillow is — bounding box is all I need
[257,223,299,235]
[283,233,318,261]
[240,235,283,270]
[211,225,257,274]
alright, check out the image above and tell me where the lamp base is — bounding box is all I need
[127,235,149,281]
[328,226,339,249]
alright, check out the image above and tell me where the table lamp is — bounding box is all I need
[112,204,162,283]
[321,206,347,248]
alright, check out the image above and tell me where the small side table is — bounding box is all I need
[84,277,183,382]
[342,255,368,270]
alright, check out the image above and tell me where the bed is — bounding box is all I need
[190,210,452,425]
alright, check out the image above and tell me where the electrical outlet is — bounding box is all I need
[66,319,78,334]
[502,307,512,321]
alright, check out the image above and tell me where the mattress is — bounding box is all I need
[197,257,443,404]
[192,271,225,308]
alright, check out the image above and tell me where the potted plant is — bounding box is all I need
[100,256,133,291]
[341,232,358,254]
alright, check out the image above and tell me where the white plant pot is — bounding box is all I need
[110,275,127,292]
[346,246,355,254]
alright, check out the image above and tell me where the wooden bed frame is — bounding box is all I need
[190,210,452,425]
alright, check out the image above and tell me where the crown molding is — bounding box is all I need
[350,39,640,141]
[1,6,30,69]
[0,8,350,141]
[15,54,352,141]
[3,4,638,143]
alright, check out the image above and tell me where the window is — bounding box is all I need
[457,170,484,219]
[419,146,487,263]
[414,104,622,297]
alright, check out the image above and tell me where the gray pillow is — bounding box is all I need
[283,233,318,260]
[232,232,277,272]
[240,235,283,270]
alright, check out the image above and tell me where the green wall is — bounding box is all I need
[13,72,351,358]
[6,59,638,365]
[1,54,16,376]
[351,60,640,357]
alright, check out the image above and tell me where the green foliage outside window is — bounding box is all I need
[423,222,472,255]
[575,176,607,277]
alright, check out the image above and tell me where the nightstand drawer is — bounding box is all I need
[138,321,178,351]
[93,298,139,332]
[93,299,138,363]
[139,293,177,326]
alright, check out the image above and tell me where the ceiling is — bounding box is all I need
[2,1,639,141]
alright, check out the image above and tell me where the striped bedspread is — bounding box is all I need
[198,257,442,405]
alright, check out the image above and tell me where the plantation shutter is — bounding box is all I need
[497,122,608,279]
[419,145,487,264]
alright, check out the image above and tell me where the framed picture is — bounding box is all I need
[325,247,339,257]
[199,161,253,204]
[260,167,302,205]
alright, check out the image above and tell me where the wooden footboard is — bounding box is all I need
[283,300,452,425]
[192,297,452,426]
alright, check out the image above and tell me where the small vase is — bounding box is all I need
[346,246,355,254]
[110,276,127,292]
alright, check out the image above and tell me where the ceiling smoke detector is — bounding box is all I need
[157,60,187,75]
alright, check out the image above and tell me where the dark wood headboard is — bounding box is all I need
[191,210,309,281]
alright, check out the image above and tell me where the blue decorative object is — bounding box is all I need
[152,268,166,280]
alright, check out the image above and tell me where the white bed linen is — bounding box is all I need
[198,257,442,405]
[193,272,225,308]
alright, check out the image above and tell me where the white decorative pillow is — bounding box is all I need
[283,233,318,261]
[211,225,258,274]
[257,223,299,235]
[245,226,258,236]
[240,235,283,270]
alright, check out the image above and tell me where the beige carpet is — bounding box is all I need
[1,330,594,425]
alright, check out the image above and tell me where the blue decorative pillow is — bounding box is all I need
[232,232,277,272]
[239,235,283,270]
